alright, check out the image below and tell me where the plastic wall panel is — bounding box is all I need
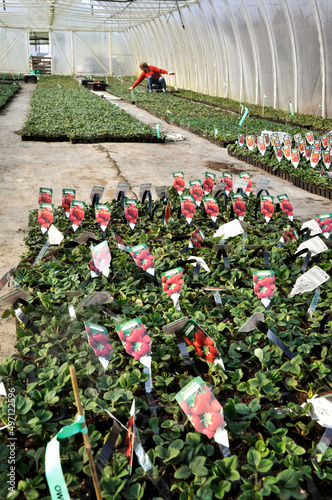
[286,0,321,115]
[0,29,29,73]
[316,0,332,119]
[51,31,73,75]
[74,32,110,75]
[111,33,133,77]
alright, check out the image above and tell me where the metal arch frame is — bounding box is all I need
[281,0,298,113]
[223,0,244,102]
[311,0,326,118]
[259,0,277,109]
[240,0,259,105]
[207,0,229,99]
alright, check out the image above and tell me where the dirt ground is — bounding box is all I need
[0,83,331,361]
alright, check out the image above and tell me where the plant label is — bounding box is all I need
[260,195,274,223]
[277,194,293,221]
[38,187,53,204]
[187,256,211,273]
[181,194,196,224]
[126,400,135,474]
[253,271,276,308]
[0,288,31,307]
[304,145,312,162]
[316,214,332,239]
[181,319,224,368]
[189,180,204,206]
[275,145,283,162]
[115,182,129,200]
[238,312,265,333]
[239,173,252,195]
[95,204,110,231]
[282,144,291,161]
[306,394,332,428]
[0,382,6,396]
[47,225,64,245]
[212,182,226,198]
[246,135,254,150]
[233,177,248,194]
[188,228,205,248]
[62,188,75,217]
[262,132,270,146]
[176,376,228,446]
[162,317,189,336]
[290,266,329,296]
[255,179,270,196]
[213,219,243,239]
[124,199,138,229]
[202,172,216,194]
[161,267,184,309]
[291,149,300,168]
[90,241,111,277]
[296,236,328,258]
[310,149,320,168]
[173,172,185,195]
[38,203,54,233]
[129,243,155,275]
[278,227,297,246]
[203,196,219,222]
[238,133,244,147]
[305,131,314,145]
[270,132,279,146]
[112,231,128,252]
[164,202,171,226]
[155,186,169,199]
[139,183,152,202]
[323,151,331,169]
[298,139,306,155]
[231,192,246,220]
[293,133,302,145]
[314,139,321,151]
[258,138,266,156]
[300,219,322,236]
[79,291,113,307]
[90,185,104,203]
[84,322,112,370]
[221,173,232,195]
[283,134,292,146]
[328,138,332,151]
[69,200,85,231]
[321,135,329,149]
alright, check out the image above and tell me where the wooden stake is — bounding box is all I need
[70,366,103,500]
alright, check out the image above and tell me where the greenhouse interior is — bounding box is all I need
[0,1,332,499]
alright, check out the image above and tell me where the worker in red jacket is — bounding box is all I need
[128,62,175,93]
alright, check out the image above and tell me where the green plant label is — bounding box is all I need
[129,243,155,275]
[202,172,216,194]
[116,318,152,362]
[283,144,291,160]
[253,270,276,308]
[310,149,321,168]
[291,149,300,168]
[277,194,293,221]
[189,180,203,206]
[246,135,254,150]
[260,195,274,223]
[239,172,252,194]
[231,193,246,220]
[176,376,228,445]
[173,172,185,194]
[124,199,138,229]
[189,227,205,248]
[238,133,244,146]
[62,188,75,215]
[181,319,224,367]
[95,204,110,230]
[316,214,332,237]
[38,203,54,233]
[161,267,184,308]
[258,138,266,156]
[38,187,53,204]
[90,240,111,277]
[181,194,196,224]
[305,131,314,145]
[69,200,86,231]
[323,151,331,168]
[203,196,219,222]
[84,322,112,369]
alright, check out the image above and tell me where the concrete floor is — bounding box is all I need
[0,82,331,359]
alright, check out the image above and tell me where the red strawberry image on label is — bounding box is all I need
[202,176,215,194]
[161,268,184,296]
[38,191,52,204]
[62,191,75,211]
[95,207,110,225]
[38,206,53,229]
[116,321,152,362]
[173,174,185,193]
[253,272,276,306]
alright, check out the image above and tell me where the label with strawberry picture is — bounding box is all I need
[291,150,300,168]
[277,194,293,221]
[161,267,184,309]
[181,319,224,368]
[189,180,204,206]
[260,195,274,223]
[262,133,270,146]
[258,138,266,156]
[38,203,54,234]
[283,144,291,161]
[202,172,216,194]
[231,193,246,220]
[270,132,279,147]
[238,133,244,146]
[181,194,196,224]
[299,139,306,154]
[112,230,128,252]
[310,149,320,168]
[62,189,75,217]
[232,177,248,194]
[321,135,329,149]
[116,319,152,391]
[124,199,139,230]
[164,202,171,226]
[278,227,297,246]
[189,228,205,248]
[203,196,219,222]
[293,133,302,145]
[38,187,53,205]
[95,204,111,231]
[253,270,276,308]
[305,145,312,161]
[239,172,252,195]
[328,139,332,151]
[316,214,332,239]
[305,131,314,145]
[69,200,85,231]
[283,134,292,147]
[90,240,111,278]
[323,151,331,169]
[275,145,283,162]
[129,243,155,275]
[246,135,254,150]
[176,377,228,446]
[314,139,321,151]
[173,172,185,195]
[84,322,112,370]
[221,173,232,195]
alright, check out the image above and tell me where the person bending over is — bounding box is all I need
[128,62,175,93]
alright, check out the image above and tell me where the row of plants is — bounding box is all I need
[20,76,160,142]
[0,74,25,81]
[0,175,331,499]
[0,82,20,110]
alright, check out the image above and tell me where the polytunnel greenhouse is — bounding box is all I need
[0,1,332,499]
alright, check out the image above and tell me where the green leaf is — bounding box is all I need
[174,466,192,479]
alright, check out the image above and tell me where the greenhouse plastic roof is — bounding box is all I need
[0,0,197,32]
